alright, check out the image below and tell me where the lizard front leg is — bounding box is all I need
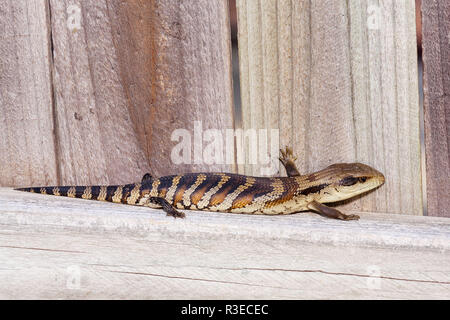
[307,200,360,221]
[279,146,301,177]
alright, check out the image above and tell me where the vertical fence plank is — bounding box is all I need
[48,0,150,186]
[109,0,234,177]
[236,0,422,215]
[348,0,422,215]
[0,0,58,187]
[421,0,450,217]
[47,0,233,185]
[1,0,233,187]
[238,1,263,175]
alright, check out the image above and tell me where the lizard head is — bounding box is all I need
[310,163,385,203]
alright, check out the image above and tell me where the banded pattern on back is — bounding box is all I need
[15,153,385,220]
[16,165,365,215]
[145,173,310,214]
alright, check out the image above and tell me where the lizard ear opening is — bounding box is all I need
[141,173,153,183]
[338,176,359,186]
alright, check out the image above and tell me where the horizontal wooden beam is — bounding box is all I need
[0,188,449,299]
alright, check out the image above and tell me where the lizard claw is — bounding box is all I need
[342,214,360,221]
[279,146,297,164]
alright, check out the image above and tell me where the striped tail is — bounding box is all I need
[15,183,142,204]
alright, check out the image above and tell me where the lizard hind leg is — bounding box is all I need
[141,173,153,183]
[149,197,185,218]
[279,146,301,177]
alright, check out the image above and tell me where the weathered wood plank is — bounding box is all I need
[49,0,150,186]
[0,0,58,187]
[2,0,234,188]
[108,0,235,176]
[421,0,450,217]
[236,0,422,215]
[0,188,449,299]
[49,0,234,185]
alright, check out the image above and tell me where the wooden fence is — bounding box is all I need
[0,0,449,299]
[237,0,422,216]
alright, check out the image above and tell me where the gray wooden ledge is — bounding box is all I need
[0,187,449,299]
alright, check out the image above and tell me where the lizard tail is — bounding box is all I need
[15,184,140,204]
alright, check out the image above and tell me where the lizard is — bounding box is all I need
[15,147,385,221]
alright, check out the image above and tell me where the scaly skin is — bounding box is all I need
[15,147,385,220]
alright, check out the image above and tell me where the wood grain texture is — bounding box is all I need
[1,188,449,299]
[0,0,58,187]
[421,0,450,217]
[236,0,422,215]
[108,0,234,176]
[49,0,150,186]
[1,0,234,187]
